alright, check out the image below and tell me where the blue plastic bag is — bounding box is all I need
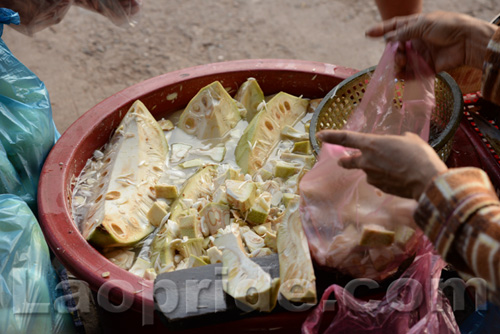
[0,194,75,334]
[0,8,59,211]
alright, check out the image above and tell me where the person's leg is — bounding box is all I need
[374,0,422,20]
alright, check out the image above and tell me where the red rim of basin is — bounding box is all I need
[37,59,357,314]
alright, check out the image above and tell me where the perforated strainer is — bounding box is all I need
[309,66,463,161]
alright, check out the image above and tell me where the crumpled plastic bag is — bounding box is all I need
[0,9,59,211]
[0,194,75,334]
[5,0,142,35]
[302,238,460,334]
[300,42,435,281]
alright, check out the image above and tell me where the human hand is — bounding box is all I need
[366,11,497,73]
[316,130,448,200]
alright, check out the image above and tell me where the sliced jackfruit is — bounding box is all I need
[277,198,316,304]
[281,125,309,141]
[158,119,175,131]
[170,143,191,163]
[359,225,395,247]
[214,232,279,312]
[280,152,316,170]
[207,246,223,264]
[199,202,231,235]
[292,141,312,155]
[273,161,298,179]
[187,255,208,268]
[235,92,309,175]
[81,100,168,247]
[246,194,271,225]
[234,78,265,122]
[147,201,169,227]
[178,81,242,140]
[155,184,179,199]
[178,208,203,238]
[240,226,265,252]
[226,180,256,212]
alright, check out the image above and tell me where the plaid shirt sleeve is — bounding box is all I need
[482,26,500,105]
[414,168,500,300]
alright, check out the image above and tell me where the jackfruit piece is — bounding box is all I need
[304,121,311,133]
[235,92,309,175]
[283,193,299,208]
[359,224,395,247]
[264,231,278,252]
[254,169,273,181]
[178,208,203,238]
[81,100,168,247]
[176,238,205,258]
[207,246,223,264]
[168,165,218,223]
[103,248,135,270]
[158,119,175,131]
[192,144,226,162]
[214,232,279,312]
[226,180,256,212]
[292,141,312,155]
[280,152,316,170]
[178,81,242,139]
[234,78,265,122]
[249,247,274,258]
[273,161,298,179]
[155,184,178,199]
[129,257,153,278]
[394,225,416,246]
[246,195,271,225]
[150,221,179,273]
[240,227,266,252]
[170,143,191,163]
[281,125,309,141]
[200,202,231,235]
[144,268,157,281]
[217,223,247,254]
[187,255,209,268]
[147,201,169,227]
[179,159,204,169]
[277,198,316,304]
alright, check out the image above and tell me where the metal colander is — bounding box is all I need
[309,66,463,161]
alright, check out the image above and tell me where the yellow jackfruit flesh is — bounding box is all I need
[359,225,395,247]
[277,198,317,304]
[234,78,265,122]
[214,232,279,312]
[81,100,168,247]
[235,92,309,175]
[178,81,242,140]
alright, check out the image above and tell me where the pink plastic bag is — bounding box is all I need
[302,238,460,334]
[300,42,435,281]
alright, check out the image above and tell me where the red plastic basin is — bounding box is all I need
[37,59,357,331]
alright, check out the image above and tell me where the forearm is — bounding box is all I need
[414,168,500,300]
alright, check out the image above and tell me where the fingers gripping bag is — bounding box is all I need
[300,42,435,281]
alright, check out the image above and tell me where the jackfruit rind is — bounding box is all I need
[81,100,168,247]
[277,198,317,304]
[178,81,242,140]
[235,92,309,175]
[234,78,265,122]
[214,232,279,312]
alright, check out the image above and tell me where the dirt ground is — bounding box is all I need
[2,0,498,132]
